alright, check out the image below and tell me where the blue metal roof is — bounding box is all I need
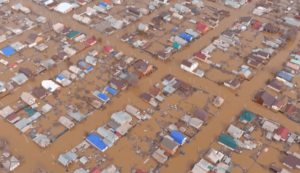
[78,61,88,68]
[106,87,116,95]
[1,46,15,57]
[179,33,193,41]
[97,93,109,102]
[277,71,293,81]
[170,130,186,145]
[86,134,108,152]
[173,28,178,32]
[57,75,64,80]
[86,66,93,72]
[99,2,108,8]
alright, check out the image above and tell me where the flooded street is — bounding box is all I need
[0,0,300,172]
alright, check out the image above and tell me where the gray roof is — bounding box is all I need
[41,59,56,69]
[33,134,50,147]
[27,112,42,124]
[42,104,52,113]
[111,111,132,125]
[58,152,78,166]
[161,137,178,151]
[0,106,14,118]
[69,112,85,122]
[14,118,28,130]
[2,156,20,171]
[11,73,28,85]
[74,168,88,173]
[284,17,300,27]
[85,56,97,65]
[12,3,23,10]
[107,120,120,130]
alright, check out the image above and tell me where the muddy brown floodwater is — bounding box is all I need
[0,0,300,173]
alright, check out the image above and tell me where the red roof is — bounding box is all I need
[277,126,289,139]
[136,169,146,173]
[253,21,262,29]
[6,113,18,121]
[103,46,113,53]
[115,132,122,137]
[105,0,112,4]
[197,22,208,32]
[194,52,207,60]
[296,15,300,19]
[285,104,295,115]
[8,62,18,68]
[85,38,96,45]
[150,87,160,96]
[90,167,101,173]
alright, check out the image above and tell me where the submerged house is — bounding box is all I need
[11,73,28,85]
[170,130,187,145]
[253,91,276,108]
[218,133,238,151]
[108,78,127,90]
[25,33,43,48]
[224,78,241,90]
[133,59,153,76]
[41,80,61,93]
[160,137,179,155]
[20,92,36,105]
[239,110,255,124]
[58,152,78,166]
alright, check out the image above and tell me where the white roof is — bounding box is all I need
[0,106,14,118]
[55,3,73,13]
[69,66,82,74]
[41,80,60,92]
[206,148,224,164]
[227,124,244,139]
[111,111,132,125]
[262,120,278,132]
[59,116,74,129]
[20,92,36,105]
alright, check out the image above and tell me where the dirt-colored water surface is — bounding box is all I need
[1,0,300,172]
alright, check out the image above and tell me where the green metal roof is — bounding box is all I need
[67,30,83,39]
[172,42,181,49]
[219,133,237,149]
[290,59,300,66]
[239,110,255,123]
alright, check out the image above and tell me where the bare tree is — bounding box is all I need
[128,73,139,86]
[255,0,266,7]
[283,28,298,41]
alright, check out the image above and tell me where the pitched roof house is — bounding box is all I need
[160,137,179,155]
[103,46,114,54]
[218,133,237,150]
[283,154,300,169]
[197,22,209,33]
[32,87,46,99]
[25,33,43,48]
[194,108,208,121]
[264,23,277,33]
[239,110,255,123]
[108,78,127,90]
[20,92,36,105]
[267,79,282,92]
[224,78,241,90]
[253,91,276,108]
[19,67,32,78]
[277,126,289,141]
[133,59,153,75]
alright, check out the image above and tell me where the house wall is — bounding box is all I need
[160,144,178,155]
[218,142,234,150]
